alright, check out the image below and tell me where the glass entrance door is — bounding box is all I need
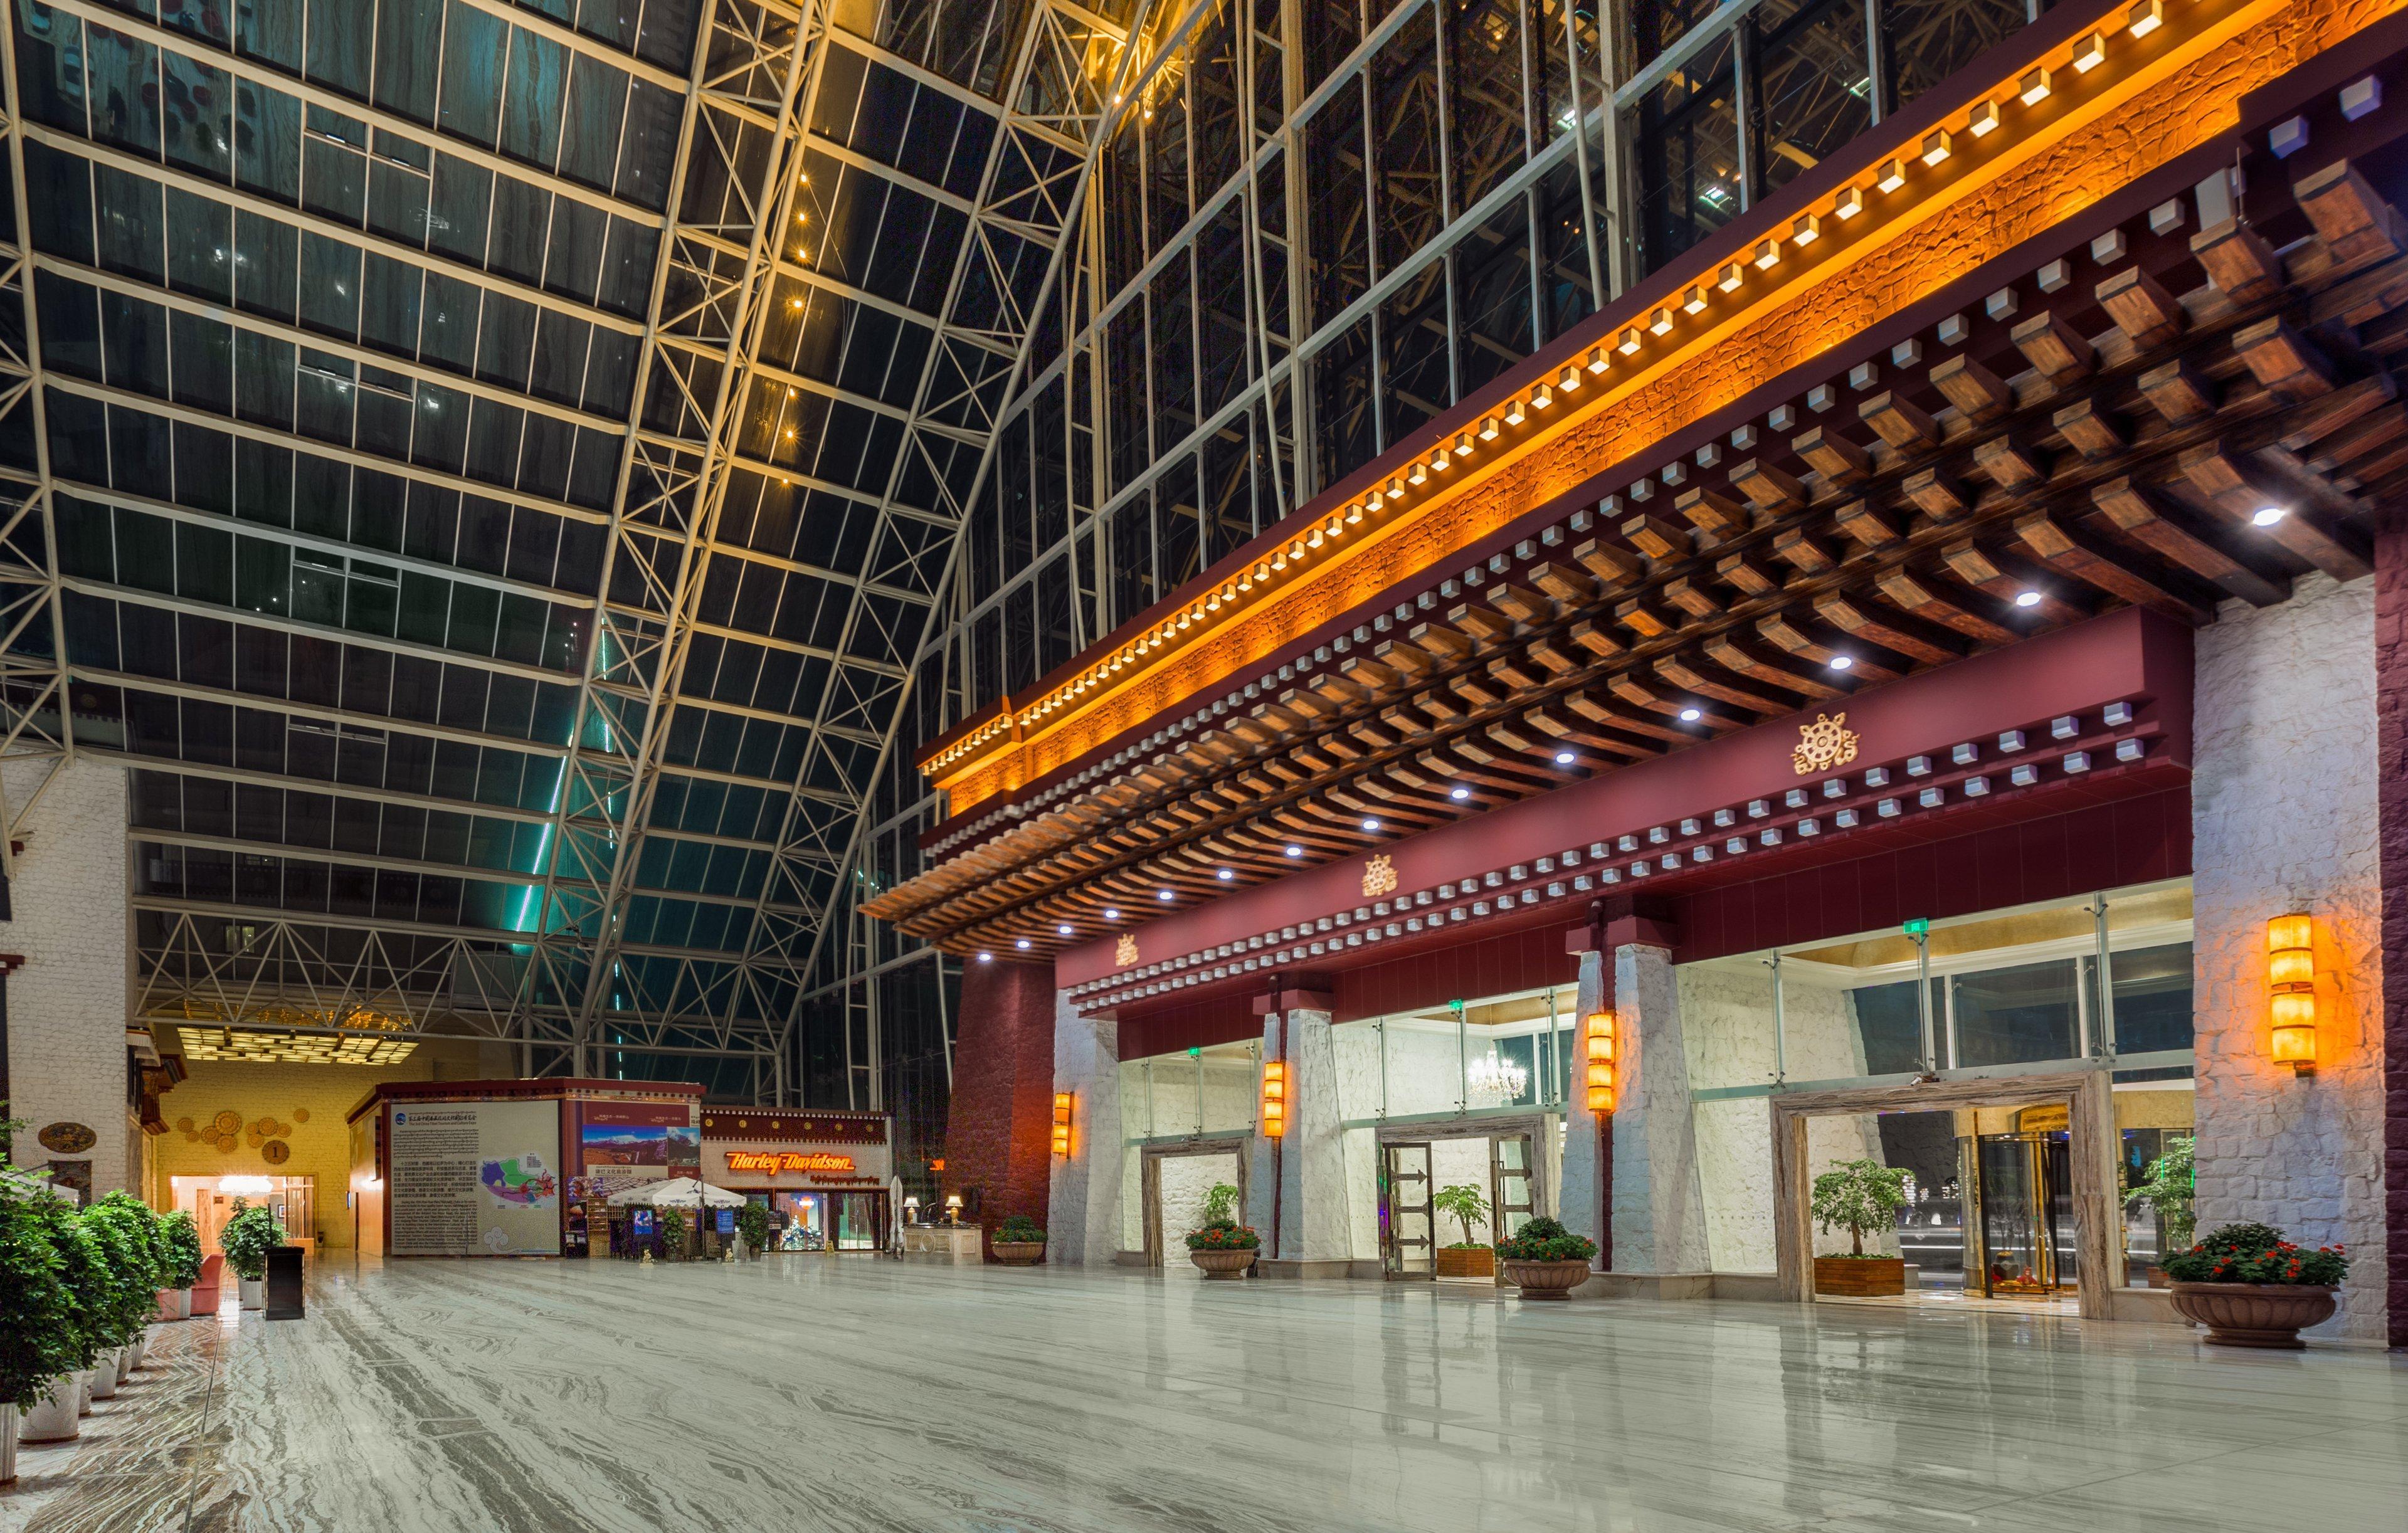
[1381,1142,1435,1278]
[1967,1132,2074,1297]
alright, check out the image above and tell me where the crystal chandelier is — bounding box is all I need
[1466,1050,1528,1105]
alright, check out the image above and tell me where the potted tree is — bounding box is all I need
[734,1201,771,1259]
[991,1213,1047,1265]
[1810,1158,1909,1297]
[158,1210,204,1319]
[1185,1184,1259,1279]
[77,1208,145,1398]
[1431,1183,1496,1279]
[2126,1135,2195,1285]
[21,1196,105,1431]
[86,1193,164,1376]
[657,1206,689,1260]
[2165,1221,2347,1348]
[0,1179,82,1481]
[1494,1216,1595,1299]
[219,1199,286,1310]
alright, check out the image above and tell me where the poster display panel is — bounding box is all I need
[389,1100,563,1256]
[571,1100,700,1202]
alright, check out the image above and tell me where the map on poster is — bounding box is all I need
[572,1100,699,1201]
[389,1100,562,1256]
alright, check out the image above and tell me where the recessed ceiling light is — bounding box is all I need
[1016,937,1032,949]
[2015,590,2042,608]
[1554,751,1575,765]
[1829,655,1855,671]
[977,951,992,962]
[1157,889,1175,901]
[1284,845,1302,858]
[1680,707,1703,722]
[1450,786,1471,801]
[1056,924,1072,935]
[2252,505,2287,526]
[1216,868,1233,881]
[1361,817,1381,832]
[1104,907,1120,919]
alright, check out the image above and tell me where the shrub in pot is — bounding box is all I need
[1183,1219,1260,1279]
[1431,1184,1496,1279]
[159,1211,204,1320]
[2164,1221,2347,1348]
[2125,1135,2194,1285]
[1494,1217,1595,1300]
[991,1213,1047,1265]
[18,1196,107,1430]
[219,1199,287,1309]
[0,1180,83,1475]
[657,1206,689,1260]
[1809,1158,1910,1297]
[87,1193,164,1371]
[734,1201,771,1258]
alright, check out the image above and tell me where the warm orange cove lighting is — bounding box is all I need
[724,1150,856,1174]
[1052,1092,1074,1157]
[2266,913,2316,1075]
[1260,1061,1287,1137]
[1585,1011,1618,1114]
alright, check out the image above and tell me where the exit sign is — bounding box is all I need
[1903,917,1931,936]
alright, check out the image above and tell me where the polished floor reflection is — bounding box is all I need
[6,1256,2406,1532]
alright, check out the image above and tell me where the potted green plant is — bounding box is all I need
[734,1201,771,1258]
[77,1209,145,1399]
[1185,1183,1258,1278]
[1809,1158,1909,1297]
[0,1181,81,1480]
[219,1199,287,1310]
[1494,1216,1595,1299]
[991,1213,1047,1265]
[1431,1183,1496,1278]
[157,1210,204,1320]
[2164,1222,2346,1348]
[14,1192,100,1445]
[657,1206,689,1260]
[85,1193,164,1376]
[2126,1135,2194,1284]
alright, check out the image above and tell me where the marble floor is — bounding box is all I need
[6,1255,2406,1532]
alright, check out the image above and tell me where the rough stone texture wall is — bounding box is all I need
[1559,949,1609,1253]
[1047,998,1121,1266]
[2195,572,2387,1341]
[1608,944,1711,1273]
[943,957,1057,1253]
[2,757,132,1197]
[1266,1008,1353,1266]
[2377,528,2408,1347]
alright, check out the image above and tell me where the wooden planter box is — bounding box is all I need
[1814,1256,1906,1297]
[1436,1246,1496,1279]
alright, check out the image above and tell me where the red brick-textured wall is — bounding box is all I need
[942,957,1057,1258]
[2377,525,2408,1349]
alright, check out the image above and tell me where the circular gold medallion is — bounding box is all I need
[261,1139,291,1166]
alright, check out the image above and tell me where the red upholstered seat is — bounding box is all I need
[191,1252,226,1312]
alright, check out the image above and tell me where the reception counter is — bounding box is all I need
[900,1226,983,1260]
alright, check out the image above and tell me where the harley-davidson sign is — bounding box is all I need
[723,1150,856,1174]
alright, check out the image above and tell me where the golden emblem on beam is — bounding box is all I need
[1792,712,1859,776]
[1362,854,1398,898]
[1114,934,1138,967]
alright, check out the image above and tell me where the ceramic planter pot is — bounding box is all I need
[238,1276,266,1310]
[1435,1247,1496,1280]
[1189,1246,1258,1280]
[990,1240,1047,1266]
[19,1375,79,1443]
[2168,1282,2338,1349]
[88,1351,119,1401]
[0,1403,16,1484]
[1814,1255,1907,1297]
[1499,1258,1591,1299]
[75,1369,91,1416]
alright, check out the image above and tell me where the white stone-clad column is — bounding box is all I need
[1609,942,1713,1275]
[1250,1006,1352,1276]
[1046,993,1121,1266]
[2192,571,2387,1340]
[1557,948,1610,1253]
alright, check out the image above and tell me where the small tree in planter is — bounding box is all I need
[13,1194,100,1446]
[1494,1216,1596,1300]
[219,1199,287,1309]
[0,1184,82,1477]
[734,1201,771,1257]
[159,1211,204,1317]
[991,1213,1047,1266]
[85,1194,165,1369]
[2163,1221,2348,1348]
[2126,1135,2195,1276]
[1431,1183,1494,1278]
[1183,1188,1259,1279]
[1809,1159,1910,1297]
[657,1206,689,1259]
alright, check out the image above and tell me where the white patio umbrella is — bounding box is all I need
[608,1176,745,1209]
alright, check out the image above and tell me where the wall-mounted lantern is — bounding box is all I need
[1585,1009,1617,1113]
[2266,913,2316,1075]
[1260,1060,1287,1137]
[1051,1092,1074,1156]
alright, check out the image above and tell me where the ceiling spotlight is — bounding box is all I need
[1056,924,1072,935]
[2252,505,2287,527]
[976,951,992,962]
[1015,937,1032,949]
[1450,786,1471,801]
[1680,707,1703,722]
[1104,907,1120,920]
[1554,751,1575,765]
[1215,868,1233,881]
[1157,889,1175,901]
[1828,655,1854,672]
[1284,845,1303,858]
[1361,817,1381,832]
[2014,589,2042,608]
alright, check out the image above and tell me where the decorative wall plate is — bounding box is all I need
[36,1122,95,1154]
[261,1139,291,1165]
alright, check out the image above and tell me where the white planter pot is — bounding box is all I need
[238,1276,265,1310]
[175,1287,194,1320]
[19,1375,78,1443]
[88,1351,119,1400]
[75,1367,92,1415]
[1,1403,18,1483]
